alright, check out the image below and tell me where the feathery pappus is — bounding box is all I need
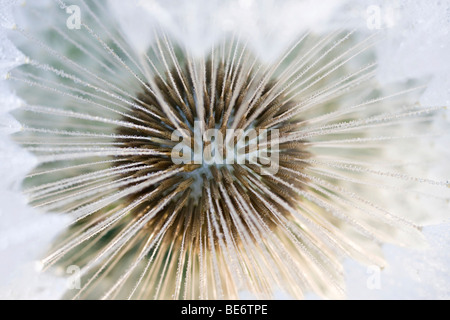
[2,0,449,299]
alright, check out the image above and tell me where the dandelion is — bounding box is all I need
[1,0,449,299]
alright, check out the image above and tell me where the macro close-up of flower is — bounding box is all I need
[0,0,449,300]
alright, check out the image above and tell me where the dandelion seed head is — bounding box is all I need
[1,0,449,300]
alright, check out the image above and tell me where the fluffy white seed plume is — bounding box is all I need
[1,0,449,299]
[0,0,70,299]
